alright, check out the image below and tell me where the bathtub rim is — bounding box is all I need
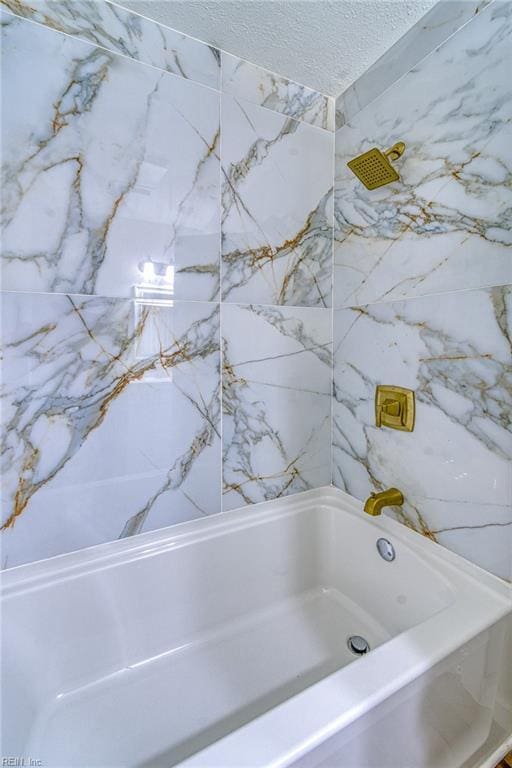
[1,485,510,599]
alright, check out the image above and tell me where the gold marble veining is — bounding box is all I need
[1,296,220,542]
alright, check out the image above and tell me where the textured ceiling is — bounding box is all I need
[119,0,438,96]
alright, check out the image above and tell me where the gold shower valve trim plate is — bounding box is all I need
[375,385,415,432]
[347,142,406,190]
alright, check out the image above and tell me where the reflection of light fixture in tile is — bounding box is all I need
[138,261,174,303]
[165,265,174,288]
[142,261,156,284]
[139,260,174,289]
[134,286,174,307]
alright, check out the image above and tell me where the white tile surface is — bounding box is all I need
[332,285,512,580]
[0,0,220,88]
[334,0,512,308]
[221,96,333,307]
[1,293,221,567]
[222,52,334,130]
[335,0,491,126]
[1,12,221,301]
[222,303,331,510]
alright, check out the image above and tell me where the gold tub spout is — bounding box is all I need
[364,488,404,517]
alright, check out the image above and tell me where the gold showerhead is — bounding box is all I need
[347,142,405,190]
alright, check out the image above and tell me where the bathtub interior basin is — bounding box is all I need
[1,486,511,767]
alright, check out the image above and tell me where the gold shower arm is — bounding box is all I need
[384,142,406,162]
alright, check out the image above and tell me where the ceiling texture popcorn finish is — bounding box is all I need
[120,0,438,96]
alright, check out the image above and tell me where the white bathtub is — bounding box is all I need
[1,487,511,768]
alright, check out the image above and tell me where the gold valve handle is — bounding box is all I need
[375,385,415,431]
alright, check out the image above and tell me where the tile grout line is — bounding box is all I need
[330,131,335,489]
[226,91,334,134]
[107,0,220,52]
[0,4,222,94]
[219,65,224,517]
[108,0,336,108]
[111,0,334,103]
[0,287,341,313]
[334,0,497,128]
[5,281,509,310]
[1,4,334,133]
[220,48,334,102]
[0,288,221,305]
[333,280,512,313]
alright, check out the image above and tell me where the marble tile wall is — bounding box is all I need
[3,0,509,580]
[334,0,512,308]
[221,95,333,306]
[335,0,491,128]
[0,0,221,88]
[1,294,221,567]
[333,0,512,580]
[222,52,334,131]
[0,2,334,567]
[222,304,331,511]
[1,10,221,301]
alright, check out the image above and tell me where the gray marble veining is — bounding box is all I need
[332,284,511,579]
[335,0,491,127]
[1,12,221,301]
[222,303,332,510]
[0,0,220,88]
[334,0,512,308]
[221,96,333,307]
[2,0,510,583]
[1,293,221,568]
[222,52,334,131]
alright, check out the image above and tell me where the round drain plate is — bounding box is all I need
[347,635,370,655]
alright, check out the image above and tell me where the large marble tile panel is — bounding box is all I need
[221,96,333,307]
[407,497,511,581]
[222,303,331,511]
[335,0,490,127]
[222,52,334,131]
[0,0,220,88]
[334,0,512,308]
[332,285,511,580]
[0,292,220,568]
[1,13,220,300]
